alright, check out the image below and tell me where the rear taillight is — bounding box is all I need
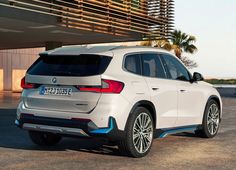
[21,77,35,89]
[78,79,124,94]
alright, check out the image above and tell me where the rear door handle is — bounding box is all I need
[180,89,187,92]
[152,87,159,91]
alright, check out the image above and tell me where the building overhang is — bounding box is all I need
[0,0,174,49]
[0,6,140,49]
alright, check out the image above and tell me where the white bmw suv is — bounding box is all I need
[15,46,222,157]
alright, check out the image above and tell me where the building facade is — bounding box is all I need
[0,48,44,91]
[0,0,174,91]
[0,0,174,49]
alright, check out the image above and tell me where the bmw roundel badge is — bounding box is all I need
[52,77,57,84]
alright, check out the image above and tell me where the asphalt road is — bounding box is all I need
[0,92,236,170]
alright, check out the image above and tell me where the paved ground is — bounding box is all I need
[0,91,236,170]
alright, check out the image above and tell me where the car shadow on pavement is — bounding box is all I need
[173,132,200,138]
[0,108,203,157]
[0,108,124,157]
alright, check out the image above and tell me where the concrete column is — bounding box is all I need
[45,41,63,50]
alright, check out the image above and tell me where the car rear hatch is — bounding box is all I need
[22,54,112,113]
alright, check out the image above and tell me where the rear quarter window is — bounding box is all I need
[124,54,141,75]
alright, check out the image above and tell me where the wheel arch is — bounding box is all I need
[125,100,157,130]
[206,95,222,119]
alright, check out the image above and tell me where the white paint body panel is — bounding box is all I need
[144,77,178,128]
[17,46,222,131]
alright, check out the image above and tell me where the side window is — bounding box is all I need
[162,55,190,81]
[124,54,141,75]
[141,53,166,79]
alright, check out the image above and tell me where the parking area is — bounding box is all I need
[0,91,236,170]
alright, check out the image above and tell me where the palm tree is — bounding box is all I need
[140,30,198,68]
[170,30,198,58]
[140,39,171,51]
[153,39,172,51]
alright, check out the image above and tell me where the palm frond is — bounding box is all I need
[171,30,198,57]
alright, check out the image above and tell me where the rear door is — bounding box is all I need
[23,54,112,113]
[141,53,178,129]
[161,54,205,126]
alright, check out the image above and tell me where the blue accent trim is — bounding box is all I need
[90,118,114,134]
[39,87,45,95]
[159,125,199,138]
[15,119,20,126]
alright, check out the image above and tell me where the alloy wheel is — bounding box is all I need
[207,104,220,135]
[132,112,153,154]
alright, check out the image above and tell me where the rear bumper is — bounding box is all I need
[17,91,131,131]
[15,114,124,140]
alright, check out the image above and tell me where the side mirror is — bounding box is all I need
[193,72,204,82]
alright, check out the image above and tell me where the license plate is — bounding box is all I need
[40,87,72,96]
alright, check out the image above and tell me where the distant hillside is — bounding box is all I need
[205,79,236,85]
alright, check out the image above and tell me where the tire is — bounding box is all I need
[118,107,154,158]
[28,131,62,146]
[195,100,220,138]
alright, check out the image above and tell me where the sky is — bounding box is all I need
[175,0,236,78]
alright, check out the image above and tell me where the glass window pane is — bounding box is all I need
[27,54,112,76]
[162,55,190,81]
[142,53,166,78]
[124,54,141,75]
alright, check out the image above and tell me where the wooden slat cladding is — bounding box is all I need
[148,0,174,39]
[6,0,174,40]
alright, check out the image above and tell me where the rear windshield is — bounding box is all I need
[27,54,112,76]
